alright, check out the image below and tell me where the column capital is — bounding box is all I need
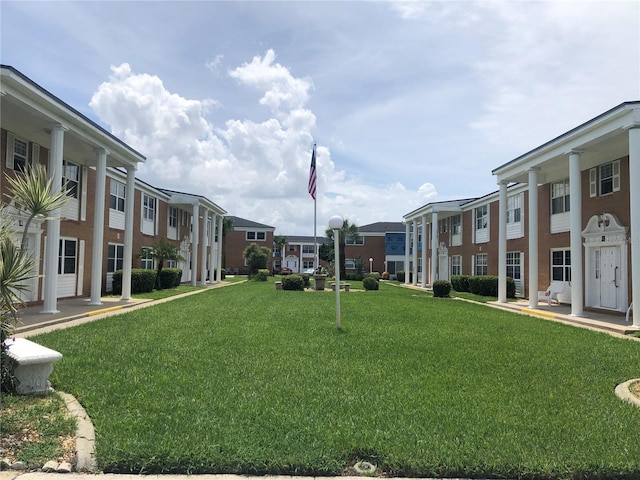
[94,147,111,156]
[46,122,69,133]
[568,149,584,156]
[527,166,540,173]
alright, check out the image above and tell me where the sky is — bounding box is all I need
[1,1,639,235]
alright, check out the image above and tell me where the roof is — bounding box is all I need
[158,188,226,215]
[358,222,405,233]
[226,215,275,230]
[284,235,331,244]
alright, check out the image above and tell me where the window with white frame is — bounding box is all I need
[288,245,296,252]
[507,195,521,223]
[551,249,571,282]
[107,244,124,273]
[58,239,77,274]
[451,215,461,235]
[451,255,462,276]
[143,194,156,221]
[169,207,178,228]
[12,137,29,172]
[141,249,154,270]
[345,259,357,270]
[345,236,364,245]
[246,231,266,241]
[440,218,448,234]
[590,159,620,197]
[474,253,488,276]
[302,245,314,254]
[62,160,79,198]
[110,180,126,212]
[551,179,570,214]
[506,252,521,280]
[303,261,314,269]
[475,205,488,230]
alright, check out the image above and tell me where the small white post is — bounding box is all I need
[329,215,343,330]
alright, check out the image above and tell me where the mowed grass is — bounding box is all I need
[32,280,640,479]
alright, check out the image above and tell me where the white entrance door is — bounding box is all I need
[284,255,298,272]
[438,255,449,281]
[600,247,618,309]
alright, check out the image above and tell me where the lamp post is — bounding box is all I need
[369,257,373,273]
[328,215,343,329]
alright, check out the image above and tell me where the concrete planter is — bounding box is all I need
[313,274,327,290]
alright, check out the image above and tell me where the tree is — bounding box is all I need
[325,219,360,278]
[5,164,71,248]
[273,235,288,270]
[221,216,234,268]
[140,238,185,290]
[243,243,270,276]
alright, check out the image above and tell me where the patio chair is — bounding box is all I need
[538,281,564,306]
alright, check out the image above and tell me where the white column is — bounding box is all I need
[498,182,508,303]
[528,168,539,308]
[41,125,65,314]
[412,220,418,285]
[569,151,584,316]
[209,213,217,284]
[430,211,438,285]
[89,149,108,305]
[120,166,136,301]
[216,215,223,283]
[404,221,410,284]
[200,208,208,285]
[421,214,427,287]
[628,126,640,327]
[191,203,200,286]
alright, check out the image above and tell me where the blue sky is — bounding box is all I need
[2,1,639,234]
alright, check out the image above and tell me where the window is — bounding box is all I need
[345,259,356,270]
[12,137,28,172]
[345,236,364,245]
[303,261,314,269]
[62,160,79,198]
[169,207,178,228]
[506,252,521,280]
[58,239,77,274]
[551,179,570,214]
[182,211,189,226]
[141,249,154,270]
[143,194,156,220]
[451,255,462,276]
[475,205,488,230]
[246,231,266,241]
[110,180,126,212]
[451,215,461,236]
[440,219,448,234]
[302,245,314,254]
[552,249,571,282]
[507,195,521,223]
[288,245,296,252]
[599,160,620,195]
[107,244,124,273]
[474,253,487,276]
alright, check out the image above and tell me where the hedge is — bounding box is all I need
[159,268,182,288]
[111,269,156,294]
[282,274,305,291]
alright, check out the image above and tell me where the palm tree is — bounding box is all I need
[140,238,185,290]
[273,235,288,271]
[4,164,71,249]
[325,219,360,278]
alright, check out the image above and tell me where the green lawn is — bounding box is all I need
[32,279,640,479]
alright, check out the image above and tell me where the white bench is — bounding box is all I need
[328,282,350,292]
[4,338,63,395]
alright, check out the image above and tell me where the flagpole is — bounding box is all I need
[313,143,317,271]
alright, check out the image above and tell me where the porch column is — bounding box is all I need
[89,149,108,305]
[569,151,584,316]
[528,168,539,308]
[430,211,438,285]
[41,124,66,314]
[628,126,640,327]
[412,219,418,285]
[191,203,199,286]
[420,214,427,287]
[498,181,508,303]
[216,215,223,283]
[209,212,217,283]
[120,166,136,301]
[404,221,410,284]
[200,208,208,285]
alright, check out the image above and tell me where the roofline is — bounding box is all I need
[159,188,227,215]
[0,65,146,162]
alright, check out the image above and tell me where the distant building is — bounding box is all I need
[223,216,275,275]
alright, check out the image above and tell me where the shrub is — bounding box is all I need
[112,271,122,294]
[282,274,304,291]
[254,269,269,281]
[345,272,364,281]
[451,275,470,292]
[301,273,311,288]
[363,276,379,291]
[159,268,182,288]
[433,280,452,298]
[381,271,390,280]
[396,271,405,282]
[112,269,156,294]
[368,272,381,281]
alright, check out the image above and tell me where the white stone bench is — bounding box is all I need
[4,338,62,395]
[328,282,350,292]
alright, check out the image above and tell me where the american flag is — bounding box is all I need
[308,145,317,200]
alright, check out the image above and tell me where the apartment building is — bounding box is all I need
[1,65,226,314]
[404,102,639,326]
[223,216,275,275]
[342,222,406,276]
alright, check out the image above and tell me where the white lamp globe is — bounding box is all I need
[328,215,343,229]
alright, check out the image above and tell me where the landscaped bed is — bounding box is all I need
[31,280,640,479]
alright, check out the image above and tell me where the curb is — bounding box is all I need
[615,379,640,408]
[57,392,96,472]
